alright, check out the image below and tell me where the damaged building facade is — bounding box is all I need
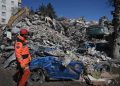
[0,0,20,24]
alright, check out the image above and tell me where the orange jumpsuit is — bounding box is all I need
[15,35,31,86]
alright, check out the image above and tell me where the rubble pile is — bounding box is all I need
[14,15,72,48]
[0,13,120,85]
[59,17,89,47]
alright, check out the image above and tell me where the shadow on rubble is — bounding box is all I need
[12,66,23,84]
[12,71,21,83]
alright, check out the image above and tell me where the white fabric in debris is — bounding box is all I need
[88,47,96,55]
[11,27,20,34]
[6,31,12,39]
[62,51,77,66]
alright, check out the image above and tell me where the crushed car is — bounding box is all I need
[28,56,84,85]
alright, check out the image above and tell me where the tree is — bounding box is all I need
[38,3,57,19]
[39,3,47,17]
[30,7,35,15]
[109,0,120,59]
[46,3,57,19]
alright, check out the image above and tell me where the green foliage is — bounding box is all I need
[46,3,57,19]
[39,3,47,16]
[30,7,35,15]
[38,3,57,19]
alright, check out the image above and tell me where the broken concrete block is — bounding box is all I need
[87,75,111,86]
[100,72,119,79]
[6,31,12,40]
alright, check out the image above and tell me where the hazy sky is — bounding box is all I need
[22,0,113,20]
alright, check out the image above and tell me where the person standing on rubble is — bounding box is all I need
[15,28,31,86]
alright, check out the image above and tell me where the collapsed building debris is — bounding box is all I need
[0,10,120,85]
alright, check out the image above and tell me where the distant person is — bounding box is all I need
[15,28,31,86]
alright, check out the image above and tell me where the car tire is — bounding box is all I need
[28,69,45,85]
[100,64,111,72]
[9,60,17,68]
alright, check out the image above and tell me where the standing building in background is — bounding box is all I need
[0,0,21,24]
[18,0,22,8]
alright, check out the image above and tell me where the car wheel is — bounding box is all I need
[9,60,17,68]
[100,64,111,72]
[28,69,45,85]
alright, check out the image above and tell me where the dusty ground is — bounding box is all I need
[0,67,16,86]
[0,66,88,86]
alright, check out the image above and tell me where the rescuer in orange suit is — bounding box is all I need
[15,28,31,86]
